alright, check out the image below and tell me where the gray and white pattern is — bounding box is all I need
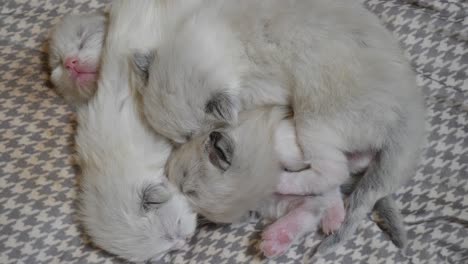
[0,0,467,263]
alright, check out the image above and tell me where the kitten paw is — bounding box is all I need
[260,214,303,259]
[321,203,345,235]
[260,227,293,258]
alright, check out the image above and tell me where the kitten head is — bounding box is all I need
[49,13,107,105]
[79,160,197,262]
[166,108,283,223]
[76,91,196,262]
[130,16,245,144]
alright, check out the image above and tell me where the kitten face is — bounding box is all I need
[76,74,197,261]
[166,109,281,223]
[80,160,197,262]
[49,13,107,104]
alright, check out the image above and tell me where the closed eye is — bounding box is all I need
[145,201,163,205]
[79,33,93,50]
[143,201,163,211]
[79,36,90,50]
[141,183,171,211]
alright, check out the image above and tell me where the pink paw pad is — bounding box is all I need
[321,202,345,235]
[260,213,303,258]
[260,228,293,258]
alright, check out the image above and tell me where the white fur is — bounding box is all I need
[77,75,196,262]
[137,0,425,252]
[166,107,284,223]
[167,106,348,257]
[76,1,200,261]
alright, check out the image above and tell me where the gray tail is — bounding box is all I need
[373,196,407,248]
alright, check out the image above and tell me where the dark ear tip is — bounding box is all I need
[204,91,239,123]
[131,50,156,78]
[209,131,223,143]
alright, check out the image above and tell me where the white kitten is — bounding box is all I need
[49,13,106,105]
[76,57,197,262]
[133,0,424,252]
[49,0,203,105]
[76,1,202,261]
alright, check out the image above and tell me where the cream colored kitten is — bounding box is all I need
[133,0,424,252]
[167,106,370,257]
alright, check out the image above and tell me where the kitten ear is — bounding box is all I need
[206,131,234,171]
[205,91,239,125]
[129,50,156,89]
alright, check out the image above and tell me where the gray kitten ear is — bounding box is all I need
[206,131,234,171]
[130,50,156,87]
[205,92,239,124]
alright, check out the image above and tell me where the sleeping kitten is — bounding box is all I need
[77,60,196,261]
[166,106,370,258]
[49,13,106,105]
[133,0,424,252]
[76,39,197,264]
[77,1,204,261]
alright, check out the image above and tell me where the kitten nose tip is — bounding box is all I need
[64,57,79,69]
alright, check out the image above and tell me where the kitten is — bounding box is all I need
[49,13,107,105]
[166,106,370,258]
[77,67,196,262]
[76,1,204,261]
[133,0,424,252]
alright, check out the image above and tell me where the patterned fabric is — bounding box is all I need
[0,0,467,263]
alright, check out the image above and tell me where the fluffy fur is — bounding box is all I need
[134,0,425,253]
[167,106,371,257]
[76,1,201,262]
[49,13,107,105]
[166,106,285,223]
[77,70,196,262]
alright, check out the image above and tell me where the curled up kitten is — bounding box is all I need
[132,0,425,252]
[166,106,371,258]
[75,1,203,261]
[75,46,197,262]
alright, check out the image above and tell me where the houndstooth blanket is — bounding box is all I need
[1,0,467,263]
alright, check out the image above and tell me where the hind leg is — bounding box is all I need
[260,198,323,258]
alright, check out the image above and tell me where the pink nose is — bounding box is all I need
[64,57,79,70]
